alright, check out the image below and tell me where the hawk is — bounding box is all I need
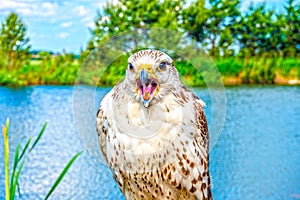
[97,50,212,200]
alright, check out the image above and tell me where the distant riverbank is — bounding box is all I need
[222,75,300,86]
[0,57,299,87]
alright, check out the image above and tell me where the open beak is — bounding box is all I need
[136,69,159,108]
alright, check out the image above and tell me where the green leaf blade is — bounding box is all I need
[9,143,20,199]
[44,151,83,200]
[29,122,47,152]
[10,159,26,200]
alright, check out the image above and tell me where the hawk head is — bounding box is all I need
[125,50,179,108]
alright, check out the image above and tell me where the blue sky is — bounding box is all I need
[0,0,297,53]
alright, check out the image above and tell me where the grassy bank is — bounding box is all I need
[216,57,300,85]
[0,57,299,87]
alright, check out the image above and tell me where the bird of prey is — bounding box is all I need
[97,50,212,200]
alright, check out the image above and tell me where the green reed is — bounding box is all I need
[2,119,82,200]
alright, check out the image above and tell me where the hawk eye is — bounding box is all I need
[128,63,134,71]
[159,62,166,71]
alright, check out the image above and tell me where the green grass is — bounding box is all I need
[2,119,82,200]
[0,56,299,86]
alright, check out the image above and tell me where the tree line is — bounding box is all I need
[0,0,299,86]
[84,0,299,58]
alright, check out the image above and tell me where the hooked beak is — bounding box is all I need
[140,69,148,85]
[136,69,159,108]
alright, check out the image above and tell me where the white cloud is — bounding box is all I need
[93,1,107,9]
[81,16,92,23]
[72,5,95,28]
[0,0,58,17]
[92,0,119,7]
[60,21,73,28]
[41,2,57,16]
[81,16,95,30]
[0,0,27,10]
[57,32,69,39]
[0,0,34,16]
[0,0,96,27]
[74,5,89,17]
[87,21,95,29]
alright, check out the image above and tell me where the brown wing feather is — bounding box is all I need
[193,95,213,200]
[154,94,212,200]
[96,107,108,163]
[193,94,209,151]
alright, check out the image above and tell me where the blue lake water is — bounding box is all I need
[0,86,299,199]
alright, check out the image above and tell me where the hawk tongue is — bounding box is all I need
[142,85,151,101]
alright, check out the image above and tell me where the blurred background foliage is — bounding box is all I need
[0,0,299,86]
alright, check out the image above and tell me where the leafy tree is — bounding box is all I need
[237,4,274,57]
[77,0,300,86]
[283,0,300,57]
[237,1,300,58]
[0,13,31,69]
[82,0,186,57]
[218,27,234,57]
[207,0,240,57]
[184,0,240,57]
[182,0,208,45]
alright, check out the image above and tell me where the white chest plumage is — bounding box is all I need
[103,88,194,153]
